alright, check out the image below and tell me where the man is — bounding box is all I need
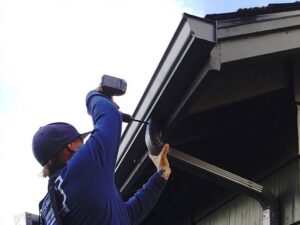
[32,86,171,225]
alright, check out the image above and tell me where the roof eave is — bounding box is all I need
[115,13,217,190]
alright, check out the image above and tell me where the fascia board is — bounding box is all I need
[219,27,300,64]
[217,9,300,29]
[115,14,216,186]
[218,11,300,39]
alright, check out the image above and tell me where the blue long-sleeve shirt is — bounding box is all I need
[40,91,167,225]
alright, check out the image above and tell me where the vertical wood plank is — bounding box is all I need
[194,160,300,225]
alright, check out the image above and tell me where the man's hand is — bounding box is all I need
[94,86,120,109]
[149,144,171,181]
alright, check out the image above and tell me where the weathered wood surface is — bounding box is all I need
[195,159,300,225]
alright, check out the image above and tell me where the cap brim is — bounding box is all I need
[80,130,93,139]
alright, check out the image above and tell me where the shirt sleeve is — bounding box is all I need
[86,90,121,131]
[125,172,167,225]
[85,90,122,170]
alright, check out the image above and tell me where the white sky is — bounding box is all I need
[0,0,295,224]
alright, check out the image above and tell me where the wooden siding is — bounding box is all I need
[194,158,300,225]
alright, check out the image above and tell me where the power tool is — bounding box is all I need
[100,74,127,97]
[100,74,148,125]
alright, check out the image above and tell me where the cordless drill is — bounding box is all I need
[100,74,148,125]
[100,75,127,97]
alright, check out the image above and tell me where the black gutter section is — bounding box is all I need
[169,148,279,225]
[145,120,279,225]
[115,13,217,188]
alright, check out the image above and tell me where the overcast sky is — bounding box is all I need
[0,0,295,224]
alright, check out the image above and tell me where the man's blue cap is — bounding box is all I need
[32,122,91,166]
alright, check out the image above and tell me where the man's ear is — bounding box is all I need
[67,143,76,152]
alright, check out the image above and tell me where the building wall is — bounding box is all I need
[194,158,300,225]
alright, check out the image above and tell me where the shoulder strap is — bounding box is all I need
[38,196,46,225]
[49,178,64,225]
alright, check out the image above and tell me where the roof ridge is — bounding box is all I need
[205,1,300,21]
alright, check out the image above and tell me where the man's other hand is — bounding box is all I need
[149,144,171,180]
